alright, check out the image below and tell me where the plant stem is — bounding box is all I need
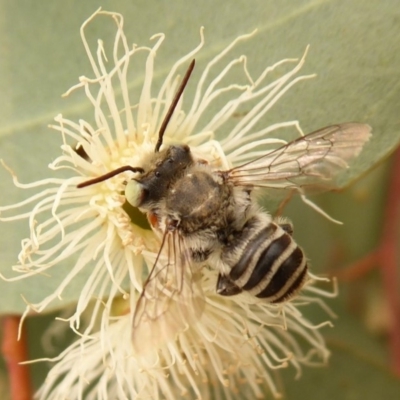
[334,147,400,377]
[2,315,32,400]
[380,147,400,377]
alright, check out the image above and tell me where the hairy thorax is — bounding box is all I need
[166,168,233,234]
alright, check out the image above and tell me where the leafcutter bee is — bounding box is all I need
[77,60,371,352]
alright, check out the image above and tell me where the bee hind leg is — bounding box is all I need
[216,273,243,296]
[274,217,294,236]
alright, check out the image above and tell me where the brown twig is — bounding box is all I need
[335,147,400,377]
[333,250,379,282]
[2,315,32,400]
[379,147,400,377]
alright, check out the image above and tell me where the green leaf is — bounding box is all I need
[281,301,400,400]
[0,0,398,307]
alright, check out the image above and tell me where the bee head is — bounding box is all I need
[125,144,193,208]
[76,60,195,192]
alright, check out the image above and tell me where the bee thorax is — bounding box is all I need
[166,169,233,234]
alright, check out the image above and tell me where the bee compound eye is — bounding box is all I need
[125,180,146,207]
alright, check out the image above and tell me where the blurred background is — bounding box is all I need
[1,1,399,399]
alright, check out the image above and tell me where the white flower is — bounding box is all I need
[1,8,336,400]
[34,271,335,400]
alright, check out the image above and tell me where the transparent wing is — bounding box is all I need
[131,228,204,355]
[225,123,371,190]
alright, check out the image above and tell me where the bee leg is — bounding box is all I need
[274,217,294,236]
[216,273,243,296]
[280,223,293,236]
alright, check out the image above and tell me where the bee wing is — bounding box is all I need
[131,228,204,355]
[225,123,371,190]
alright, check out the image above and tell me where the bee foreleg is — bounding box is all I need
[216,273,243,296]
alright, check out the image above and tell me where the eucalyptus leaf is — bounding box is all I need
[0,0,399,311]
[281,301,400,400]
[0,0,398,310]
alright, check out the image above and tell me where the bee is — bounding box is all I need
[77,60,371,352]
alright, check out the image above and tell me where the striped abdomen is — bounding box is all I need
[223,218,308,303]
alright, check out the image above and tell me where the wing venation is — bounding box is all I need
[132,229,204,355]
[226,123,371,189]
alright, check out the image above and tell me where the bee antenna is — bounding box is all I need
[77,166,144,188]
[154,59,195,153]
